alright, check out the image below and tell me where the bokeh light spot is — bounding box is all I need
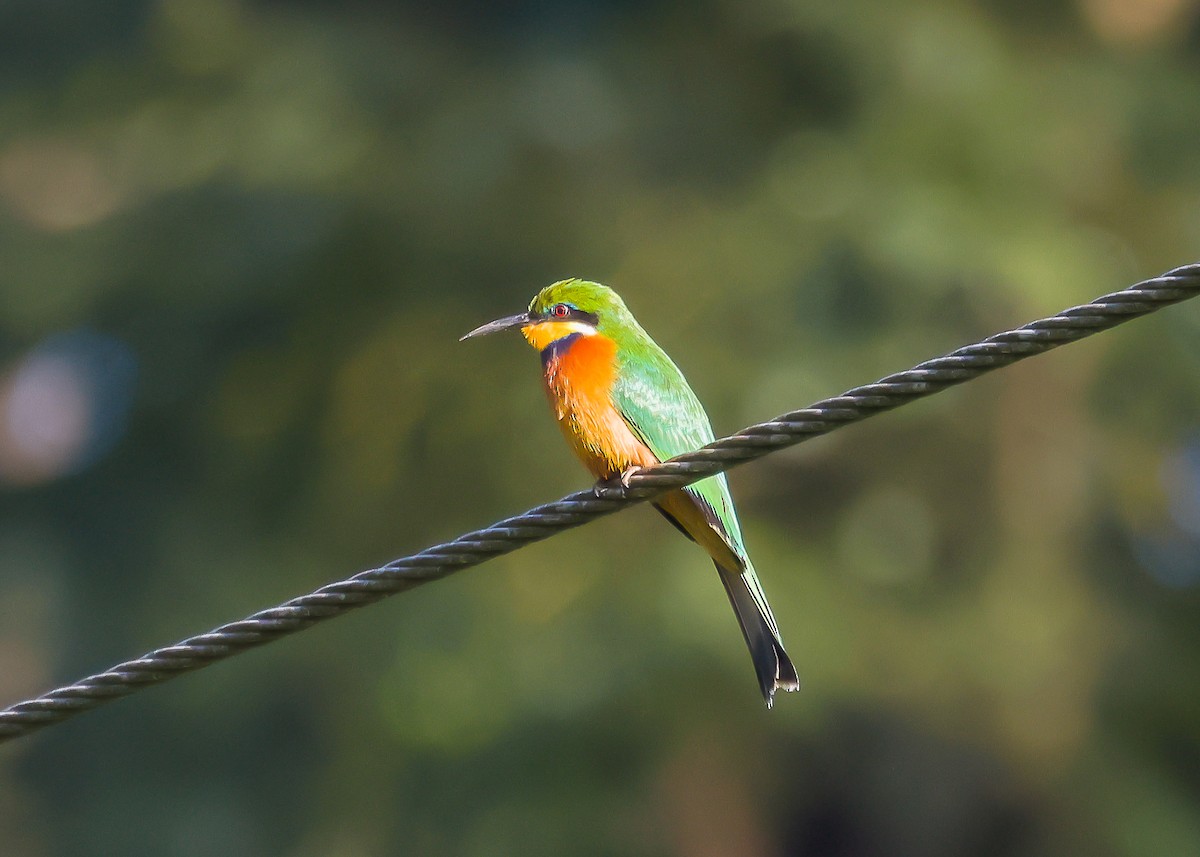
[0,331,137,486]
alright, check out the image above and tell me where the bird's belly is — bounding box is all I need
[546,381,655,480]
[541,332,656,479]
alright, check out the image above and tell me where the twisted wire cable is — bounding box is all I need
[2,263,1197,744]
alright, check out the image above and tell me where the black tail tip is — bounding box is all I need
[761,654,801,709]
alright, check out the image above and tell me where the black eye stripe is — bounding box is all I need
[570,308,599,327]
[546,305,599,327]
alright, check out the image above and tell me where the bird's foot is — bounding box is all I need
[593,466,643,500]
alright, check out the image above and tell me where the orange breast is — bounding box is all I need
[540,334,657,479]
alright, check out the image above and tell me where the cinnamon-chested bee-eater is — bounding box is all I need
[462,279,799,706]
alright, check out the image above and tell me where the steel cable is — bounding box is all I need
[1,263,1197,743]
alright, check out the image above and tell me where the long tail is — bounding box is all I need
[715,561,800,707]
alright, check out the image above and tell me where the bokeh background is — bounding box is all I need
[1,0,1199,854]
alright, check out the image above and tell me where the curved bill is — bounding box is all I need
[460,312,532,341]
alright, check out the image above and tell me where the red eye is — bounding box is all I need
[551,304,570,318]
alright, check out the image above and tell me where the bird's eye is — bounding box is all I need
[551,304,570,318]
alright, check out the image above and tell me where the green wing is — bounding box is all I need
[611,334,791,676]
[609,340,747,557]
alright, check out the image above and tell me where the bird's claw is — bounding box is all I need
[592,467,643,500]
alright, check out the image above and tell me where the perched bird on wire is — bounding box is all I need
[462,279,799,707]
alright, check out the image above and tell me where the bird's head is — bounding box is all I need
[460,279,634,350]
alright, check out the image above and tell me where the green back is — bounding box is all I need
[611,338,747,555]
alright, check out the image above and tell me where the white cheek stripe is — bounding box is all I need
[561,320,597,336]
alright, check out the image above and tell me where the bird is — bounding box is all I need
[461,279,799,707]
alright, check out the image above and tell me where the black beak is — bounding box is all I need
[460,312,533,341]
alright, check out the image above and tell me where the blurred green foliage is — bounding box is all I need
[1,0,1199,854]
